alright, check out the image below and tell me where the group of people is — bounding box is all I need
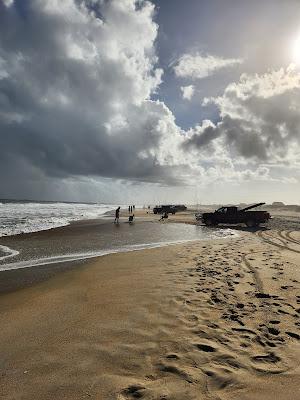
[114,205,135,224]
[114,205,169,224]
[128,205,135,224]
[128,205,135,213]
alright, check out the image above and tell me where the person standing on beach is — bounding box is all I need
[114,206,121,224]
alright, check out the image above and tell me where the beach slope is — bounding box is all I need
[0,229,300,399]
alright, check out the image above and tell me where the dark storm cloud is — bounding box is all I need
[183,68,300,162]
[183,118,267,161]
[183,124,219,149]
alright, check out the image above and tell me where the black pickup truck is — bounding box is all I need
[196,203,270,227]
[153,204,187,214]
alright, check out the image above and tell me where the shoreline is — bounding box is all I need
[0,238,204,295]
[0,212,234,269]
[0,207,298,297]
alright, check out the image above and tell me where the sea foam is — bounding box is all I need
[0,201,117,237]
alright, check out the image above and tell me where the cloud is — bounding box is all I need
[0,0,298,203]
[184,66,300,165]
[0,0,189,189]
[174,52,242,80]
[180,85,194,100]
[2,0,13,6]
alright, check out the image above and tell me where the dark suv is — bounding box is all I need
[153,204,187,214]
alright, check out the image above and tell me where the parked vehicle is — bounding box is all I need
[153,204,187,215]
[196,203,270,227]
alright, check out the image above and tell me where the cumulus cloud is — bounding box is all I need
[181,85,194,100]
[0,0,189,189]
[174,52,242,80]
[184,66,300,166]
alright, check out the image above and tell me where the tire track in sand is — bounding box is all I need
[281,230,300,246]
[241,252,264,294]
[240,242,292,376]
[257,230,300,254]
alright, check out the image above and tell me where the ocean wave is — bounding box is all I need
[0,239,196,271]
[0,245,20,261]
[0,202,119,237]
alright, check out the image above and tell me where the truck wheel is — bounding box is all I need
[246,220,258,228]
[204,218,214,226]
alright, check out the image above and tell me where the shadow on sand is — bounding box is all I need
[197,223,269,233]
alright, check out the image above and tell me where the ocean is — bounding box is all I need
[0,200,117,237]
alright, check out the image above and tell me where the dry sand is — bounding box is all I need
[0,220,300,399]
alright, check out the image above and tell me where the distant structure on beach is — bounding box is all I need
[272,201,285,207]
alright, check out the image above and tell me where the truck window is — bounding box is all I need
[227,207,237,214]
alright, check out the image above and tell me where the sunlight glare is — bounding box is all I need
[292,33,300,64]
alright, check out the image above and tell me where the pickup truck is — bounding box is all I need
[153,204,187,215]
[196,203,270,227]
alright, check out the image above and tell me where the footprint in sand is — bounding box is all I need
[265,341,277,348]
[250,352,284,374]
[166,353,180,360]
[267,327,280,336]
[157,363,194,383]
[195,343,216,352]
[286,331,300,340]
[120,384,146,399]
[253,351,278,359]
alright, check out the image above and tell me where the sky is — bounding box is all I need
[0,0,300,204]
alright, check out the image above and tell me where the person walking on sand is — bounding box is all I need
[114,206,121,224]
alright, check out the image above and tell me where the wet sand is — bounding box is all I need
[0,212,300,399]
[0,213,231,293]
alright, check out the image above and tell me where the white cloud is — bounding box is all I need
[181,85,195,100]
[184,65,300,172]
[2,0,14,7]
[174,52,242,80]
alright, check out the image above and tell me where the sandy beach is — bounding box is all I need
[2,0,300,398]
[0,211,299,399]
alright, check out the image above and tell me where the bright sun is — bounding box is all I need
[292,34,300,64]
